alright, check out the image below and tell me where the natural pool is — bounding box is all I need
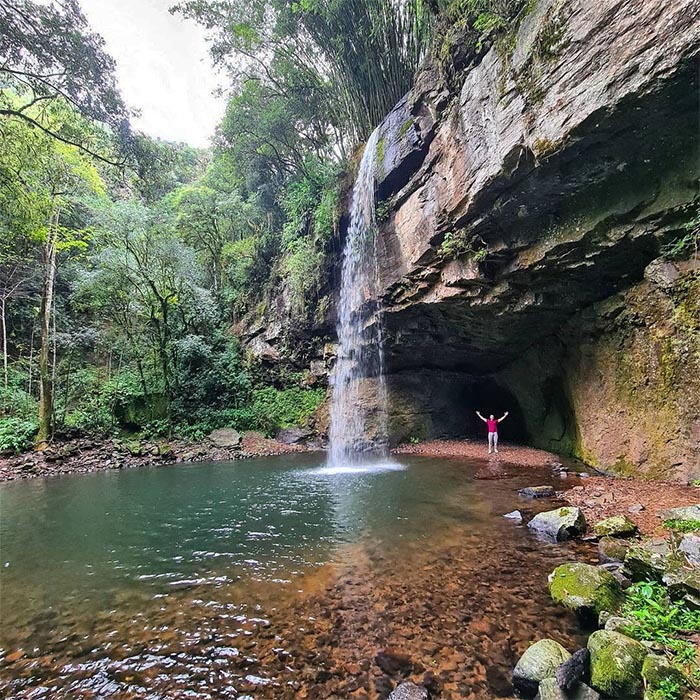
[0,454,591,699]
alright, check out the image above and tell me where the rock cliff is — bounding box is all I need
[248,0,700,481]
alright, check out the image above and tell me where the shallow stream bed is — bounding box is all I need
[0,454,593,699]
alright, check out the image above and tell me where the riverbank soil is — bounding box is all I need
[566,477,700,536]
[0,431,307,482]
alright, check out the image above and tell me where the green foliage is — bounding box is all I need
[662,215,700,261]
[440,229,488,261]
[0,416,38,453]
[249,385,325,436]
[621,581,699,683]
[663,519,700,533]
[646,676,684,700]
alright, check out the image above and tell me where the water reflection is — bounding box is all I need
[0,454,589,699]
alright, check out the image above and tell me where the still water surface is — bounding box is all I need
[0,453,590,699]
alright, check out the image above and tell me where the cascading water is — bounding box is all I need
[327,128,391,468]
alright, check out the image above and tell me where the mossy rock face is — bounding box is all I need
[641,654,687,696]
[598,536,631,564]
[587,630,647,698]
[535,678,600,700]
[549,563,624,623]
[512,639,572,697]
[528,507,587,540]
[593,515,638,538]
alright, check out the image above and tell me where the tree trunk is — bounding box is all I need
[36,208,59,449]
[1,296,7,399]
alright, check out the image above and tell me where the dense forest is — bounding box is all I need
[0,0,536,452]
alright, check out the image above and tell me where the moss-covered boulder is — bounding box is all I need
[549,563,624,623]
[641,654,687,697]
[593,515,638,538]
[512,639,572,697]
[624,538,684,581]
[598,537,631,564]
[535,677,600,700]
[528,507,587,541]
[587,630,647,698]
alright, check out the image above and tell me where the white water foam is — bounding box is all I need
[308,460,405,476]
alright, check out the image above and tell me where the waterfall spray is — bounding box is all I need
[327,128,390,467]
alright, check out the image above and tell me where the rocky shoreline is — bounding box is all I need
[505,502,700,700]
[0,430,308,483]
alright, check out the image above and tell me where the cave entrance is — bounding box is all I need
[467,378,529,444]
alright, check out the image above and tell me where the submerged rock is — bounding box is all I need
[528,507,587,541]
[519,486,556,498]
[375,649,413,676]
[598,537,631,564]
[555,648,590,692]
[593,515,638,538]
[388,681,428,700]
[503,510,523,523]
[535,678,600,700]
[587,630,647,698]
[549,563,624,623]
[512,639,571,697]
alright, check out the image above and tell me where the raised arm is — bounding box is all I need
[498,411,509,422]
[476,411,487,422]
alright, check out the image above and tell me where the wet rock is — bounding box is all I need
[503,510,523,523]
[207,428,242,449]
[658,504,700,523]
[593,515,638,538]
[679,533,700,566]
[527,507,587,541]
[555,648,590,692]
[536,678,600,700]
[587,630,646,698]
[388,681,428,700]
[548,563,624,623]
[519,486,556,499]
[486,664,512,697]
[598,537,631,564]
[642,654,687,696]
[375,649,412,676]
[512,639,571,697]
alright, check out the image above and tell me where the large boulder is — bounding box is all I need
[593,515,638,538]
[549,564,624,623]
[587,630,647,698]
[535,678,600,700]
[659,505,700,523]
[513,639,572,697]
[624,538,685,581]
[598,537,631,564]
[528,507,587,541]
[207,428,242,449]
[662,568,700,609]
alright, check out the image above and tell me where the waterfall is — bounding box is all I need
[327,128,390,467]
